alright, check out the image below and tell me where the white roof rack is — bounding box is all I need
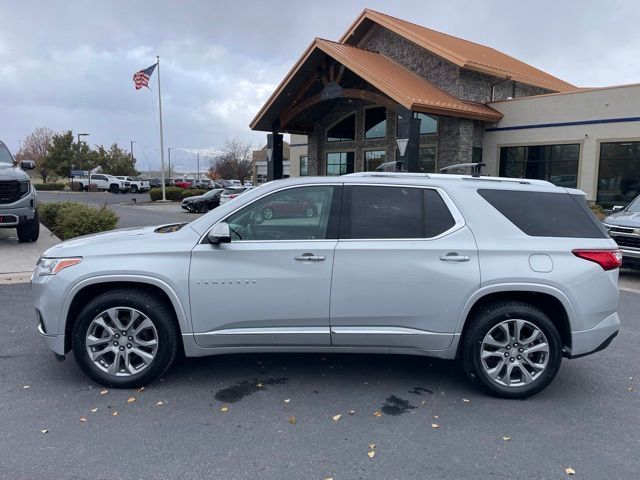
[345,172,431,179]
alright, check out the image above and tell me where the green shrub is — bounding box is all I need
[149,187,209,201]
[589,203,606,220]
[34,183,65,191]
[39,201,119,240]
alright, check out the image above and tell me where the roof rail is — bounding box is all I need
[440,162,486,177]
[345,172,431,179]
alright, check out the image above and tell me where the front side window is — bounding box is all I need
[499,144,580,188]
[299,155,309,176]
[365,150,386,171]
[326,152,354,176]
[327,114,355,142]
[364,107,386,139]
[226,186,339,241]
[597,141,640,207]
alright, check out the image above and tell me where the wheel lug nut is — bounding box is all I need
[114,334,119,339]
[121,331,127,336]
[519,348,524,353]
[113,341,118,346]
[504,352,509,357]
[509,357,515,362]
[513,343,518,347]
[517,355,522,360]
[128,336,133,341]
[127,343,132,349]
[119,346,125,351]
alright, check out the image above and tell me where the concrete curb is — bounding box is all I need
[0,223,60,285]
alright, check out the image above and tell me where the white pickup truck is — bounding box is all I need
[71,174,130,193]
[115,176,149,193]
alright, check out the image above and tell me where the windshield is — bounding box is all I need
[0,141,14,167]
[627,196,640,213]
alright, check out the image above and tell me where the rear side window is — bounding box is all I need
[478,189,607,238]
[340,186,457,239]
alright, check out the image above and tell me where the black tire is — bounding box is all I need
[461,301,562,399]
[72,288,179,388]
[197,203,208,213]
[84,185,90,192]
[131,185,138,194]
[17,211,40,243]
[109,184,119,194]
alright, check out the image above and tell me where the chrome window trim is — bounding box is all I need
[331,326,451,336]
[198,182,465,244]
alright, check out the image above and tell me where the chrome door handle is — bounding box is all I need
[295,253,326,262]
[440,253,470,262]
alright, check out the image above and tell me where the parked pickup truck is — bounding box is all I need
[603,195,640,269]
[71,174,130,193]
[0,140,39,242]
[115,176,149,193]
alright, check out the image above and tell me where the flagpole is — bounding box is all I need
[157,55,167,201]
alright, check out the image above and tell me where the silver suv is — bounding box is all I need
[32,173,621,398]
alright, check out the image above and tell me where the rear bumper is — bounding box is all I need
[568,311,620,358]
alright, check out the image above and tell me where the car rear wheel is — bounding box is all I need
[72,288,178,388]
[131,185,138,194]
[197,203,208,213]
[109,184,119,194]
[462,301,562,399]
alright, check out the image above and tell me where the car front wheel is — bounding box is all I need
[462,301,562,399]
[72,288,178,388]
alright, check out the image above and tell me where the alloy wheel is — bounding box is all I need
[85,307,159,377]
[480,319,549,387]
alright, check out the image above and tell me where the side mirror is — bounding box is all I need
[20,160,36,170]
[207,222,231,244]
[612,205,624,213]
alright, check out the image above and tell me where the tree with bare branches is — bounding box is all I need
[21,127,54,182]
[209,137,254,184]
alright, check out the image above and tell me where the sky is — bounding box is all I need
[1,0,639,172]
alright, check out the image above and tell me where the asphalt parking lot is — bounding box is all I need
[36,191,203,228]
[0,283,638,480]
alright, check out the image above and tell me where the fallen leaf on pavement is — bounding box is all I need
[41,429,48,434]
[256,383,263,388]
[79,417,87,423]
[629,386,634,391]
[288,416,296,424]
[112,411,118,416]
[332,414,342,421]
[220,406,228,412]
[284,399,290,403]
[462,398,470,403]
[431,423,439,428]
[502,436,511,441]
[373,411,382,417]
[127,397,136,403]
[433,415,439,419]
[324,477,333,480]
[23,385,29,389]
[565,467,575,475]
[348,410,356,415]
[367,450,375,458]
[156,401,164,406]
[90,407,98,413]
[369,444,375,450]
[137,387,145,393]
[100,389,108,395]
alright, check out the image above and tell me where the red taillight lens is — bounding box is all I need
[229,194,237,198]
[572,249,622,271]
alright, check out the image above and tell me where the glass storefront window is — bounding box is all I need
[326,152,354,176]
[413,113,438,135]
[300,155,309,176]
[364,107,387,139]
[327,114,355,142]
[597,142,640,207]
[499,144,580,188]
[365,150,386,171]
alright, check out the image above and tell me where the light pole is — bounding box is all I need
[130,140,137,163]
[197,153,200,180]
[77,133,90,171]
[168,147,173,178]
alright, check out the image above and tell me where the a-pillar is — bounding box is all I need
[396,108,421,172]
[267,132,284,181]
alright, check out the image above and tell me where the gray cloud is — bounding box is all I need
[1,0,638,171]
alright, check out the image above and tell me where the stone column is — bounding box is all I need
[396,108,421,172]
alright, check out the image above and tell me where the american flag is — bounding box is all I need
[133,63,157,90]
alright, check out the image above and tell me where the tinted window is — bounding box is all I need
[499,144,579,188]
[327,115,355,142]
[478,189,607,238]
[424,189,456,237]
[342,186,422,239]
[226,186,339,241]
[597,141,640,207]
[364,107,386,139]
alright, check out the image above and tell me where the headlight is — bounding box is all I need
[36,257,82,276]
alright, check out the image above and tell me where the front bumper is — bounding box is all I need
[0,203,36,227]
[568,311,620,358]
[32,272,71,355]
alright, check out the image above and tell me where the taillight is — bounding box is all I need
[229,194,238,198]
[572,249,622,271]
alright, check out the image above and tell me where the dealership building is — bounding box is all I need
[250,9,640,205]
